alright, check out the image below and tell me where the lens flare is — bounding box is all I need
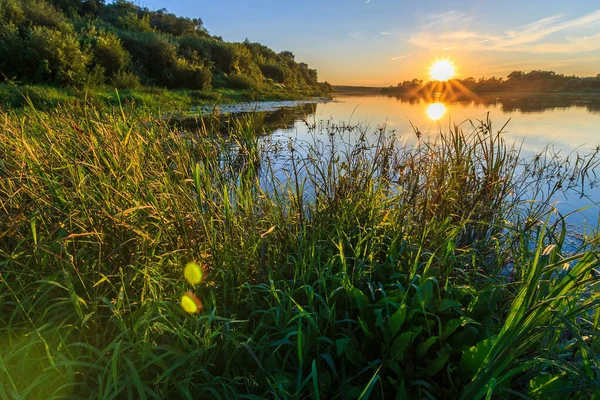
[184,262,203,285]
[430,59,455,81]
[426,103,446,121]
[181,292,202,313]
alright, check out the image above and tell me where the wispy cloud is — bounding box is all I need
[410,10,600,53]
[348,31,366,40]
[365,0,371,4]
[349,31,395,40]
[423,11,472,28]
[390,54,411,60]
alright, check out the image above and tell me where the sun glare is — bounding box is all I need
[430,59,455,81]
[426,103,446,121]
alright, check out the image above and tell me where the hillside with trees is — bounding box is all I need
[0,0,329,92]
[382,70,600,95]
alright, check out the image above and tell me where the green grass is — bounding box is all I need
[0,102,599,399]
[0,83,330,112]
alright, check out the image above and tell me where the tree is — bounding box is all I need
[28,26,90,85]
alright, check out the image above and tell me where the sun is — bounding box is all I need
[426,103,446,121]
[430,59,455,81]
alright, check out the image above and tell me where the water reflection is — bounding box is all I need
[170,102,317,136]
[426,103,446,121]
[385,92,600,114]
[175,93,600,231]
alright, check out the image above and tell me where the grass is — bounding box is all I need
[0,83,330,112]
[0,101,599,399]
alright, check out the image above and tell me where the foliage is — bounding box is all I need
[109,70,140,90]
[383,70,600,94]
[0,103,598,398]
[0,0,327,92]
[28,25,90,85]
[90,30,130,77]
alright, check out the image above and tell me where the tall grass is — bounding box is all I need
[0,102,599,399]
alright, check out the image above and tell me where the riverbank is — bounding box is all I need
[0,83,332,111]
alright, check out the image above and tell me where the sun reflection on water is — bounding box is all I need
[426,103,446,121]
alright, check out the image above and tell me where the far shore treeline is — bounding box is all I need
[382,70,600,94]
[334,71,600,96]
[0,0,330,92]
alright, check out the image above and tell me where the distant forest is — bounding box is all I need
[382,70,600,94]
[0,0,329,91]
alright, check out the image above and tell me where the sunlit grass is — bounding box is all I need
[0,102,599,398]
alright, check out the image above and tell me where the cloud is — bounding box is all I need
[390,54,411,60]
[349,31,395,40]
[365,0,371,3]
[410,9,600,54]
[348,31,366,40]
[423,11,472,28]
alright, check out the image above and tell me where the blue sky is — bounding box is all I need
[132,0,600,85]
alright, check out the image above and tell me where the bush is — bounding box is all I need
[28,26,90,86]
[179,34,212,62]
[0,0,26,26]
[260,63,290,84]
[170,59,212,90]
[118,30,178,86]
[226,73,256,90]
[117,11,152,32]
[92,31,130,77]
[110,70,140,90]
[21,0,71,32]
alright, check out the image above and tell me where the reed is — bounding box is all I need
[0,103,598,399]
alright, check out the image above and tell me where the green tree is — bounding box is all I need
[92,32,129,77]
[28,25,90,85]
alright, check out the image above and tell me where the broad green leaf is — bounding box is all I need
[391,332,413,360]
[528,373,572,400]
[438,298,463,312]
[442,317,479,341]
[458,336,496,377]
[335,338,351,356]
[396,379,409,400]
[416,336,439,359]
[422,351,450,377]
[389,303,407,335]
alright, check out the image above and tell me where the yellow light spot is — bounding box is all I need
[184,262,203,285]
[181,292,202,314]
[426,103,446,121]
[430,59,455,81]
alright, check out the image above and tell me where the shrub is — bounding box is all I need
[117,11,152,32]
[260,63,291,84]
[92,31,130,77]
[118,30,178,86]
[21,0,71,32]
[170,59,212,90]
[28,26,90,86]
[110,70,140,90]
[0,0,26,26]
[226,73,256,90]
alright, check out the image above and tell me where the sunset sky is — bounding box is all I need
[135,0,600,86]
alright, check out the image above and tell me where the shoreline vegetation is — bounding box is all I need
[0,82,331,111]
[0,0,331,109]
[1,100,600,398]
[335,70,600,96]
[2,1,600,399]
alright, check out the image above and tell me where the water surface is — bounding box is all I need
[264,93,600,235]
